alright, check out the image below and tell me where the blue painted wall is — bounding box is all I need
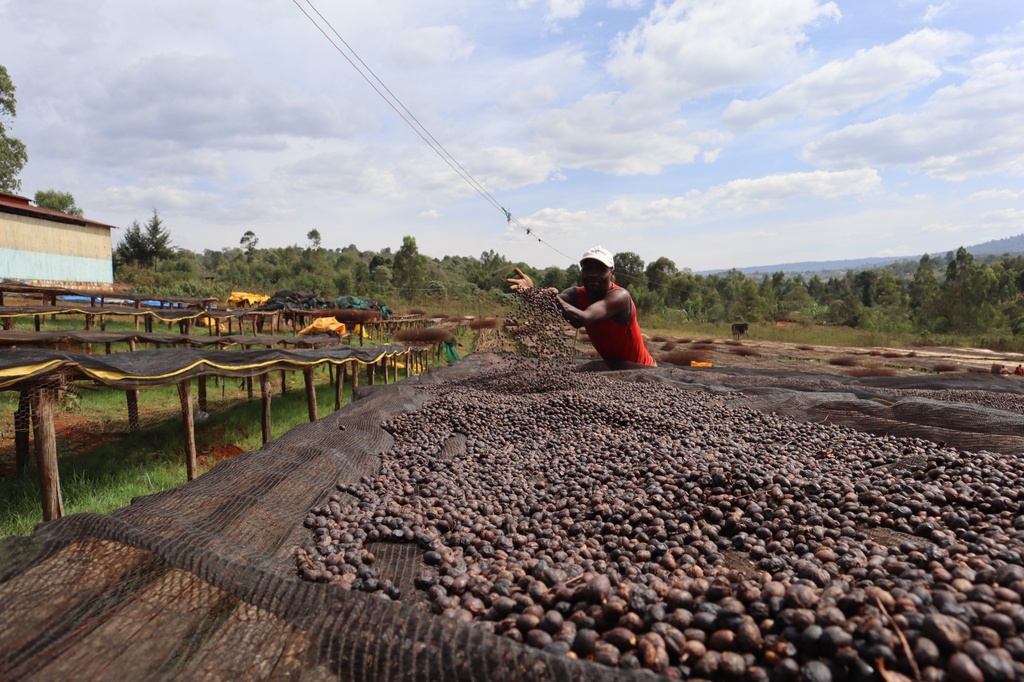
[0,248,113,284]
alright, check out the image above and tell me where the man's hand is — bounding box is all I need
[507,268,535,292]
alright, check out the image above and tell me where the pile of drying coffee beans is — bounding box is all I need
[300,353,1024,681]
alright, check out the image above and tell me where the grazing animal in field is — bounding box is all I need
[731,322,749,339]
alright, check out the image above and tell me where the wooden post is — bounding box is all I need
[351,362,360,395]
[15,390,31,477]
[368,362,375,386]
[303,367,318,422]
[246,376,254,401]
[126,389,141,431]
[261,373,272,444]
[280,370,288,395]
[177,380,198,481]
[198,375,208,414]
[335,362,346,410]
[31,387,64,521]
[380,357,388,385]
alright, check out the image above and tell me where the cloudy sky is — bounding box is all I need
[2,0,1023,272]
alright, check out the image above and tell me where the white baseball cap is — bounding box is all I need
[580,246,614,269]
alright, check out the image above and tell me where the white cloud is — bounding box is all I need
[923,2,955,23]
[605,169,882,222]
[969,189,1024,200]
[703,148,721,163]
[608,0,645,8]
[982,208,1024,224]
[919,221,977,233]
[527,93,700,175]
[548,0,587,20]
[723,29,970,130]
[388,26,475,68]
[804,48,1024,179]
[607,0,841,107]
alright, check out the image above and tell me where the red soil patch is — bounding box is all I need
[0,413,123,480]
[199,444,245,467]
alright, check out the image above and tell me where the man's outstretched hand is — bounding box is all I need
[507,268,535,292]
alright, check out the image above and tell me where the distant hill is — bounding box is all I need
[699,234,1024,276]
[967,233,1024,257]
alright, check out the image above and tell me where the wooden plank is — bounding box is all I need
[31,387,63,521]
[126,389,140,432]
[261,373,272,444]
[178,379,197,481]
[303,367,318,422]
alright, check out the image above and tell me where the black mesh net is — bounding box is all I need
[3,350,1024,680]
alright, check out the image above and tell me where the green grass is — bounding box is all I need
[0,349,442,538]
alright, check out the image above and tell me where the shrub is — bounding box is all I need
[828,355,860,367]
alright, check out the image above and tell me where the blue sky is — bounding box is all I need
[2,0,1023,271]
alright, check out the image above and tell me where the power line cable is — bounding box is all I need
[290,0,575,265]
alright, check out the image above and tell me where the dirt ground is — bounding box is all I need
[638,334,1024,378]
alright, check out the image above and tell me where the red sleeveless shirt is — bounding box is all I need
[574,284,655,366]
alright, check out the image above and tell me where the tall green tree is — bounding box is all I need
[613,251,646,289]
[34,189,84,216]
[115,208,173,267]
[392,235,426,297]
[939,247,997,333]
[144,209,173,264]
[909,254,939,328]
[0,65,28,193]
[116,221,150,266]
[645,257,676,291]
[306,229,322,250]
[240,230,259,262]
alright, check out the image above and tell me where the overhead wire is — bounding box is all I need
[288,0,721,305]
[289,0,575,265]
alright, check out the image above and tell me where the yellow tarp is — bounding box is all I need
[690,361,713,367]
[299,318,347,336]
[227,292,270,308]
[199,316,227,333]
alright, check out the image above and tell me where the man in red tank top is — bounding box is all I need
[509,246,655,369]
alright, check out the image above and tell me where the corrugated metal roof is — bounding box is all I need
[0,190,117,230]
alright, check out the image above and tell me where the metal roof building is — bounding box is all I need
[0,191,115,289]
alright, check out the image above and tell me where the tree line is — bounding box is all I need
[109,215,1024,340]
